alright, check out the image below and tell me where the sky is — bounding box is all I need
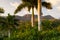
[0,0,60,19]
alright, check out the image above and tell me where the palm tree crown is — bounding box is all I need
[14,0,52,27]
[14,0,52,14]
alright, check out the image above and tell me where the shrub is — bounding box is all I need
[38,30,60,40]
[41,20,52,30]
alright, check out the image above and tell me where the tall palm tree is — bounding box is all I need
[14,0,37,27]
[38,0,41,31]
[14,0,52,27]
[38,0,52,31]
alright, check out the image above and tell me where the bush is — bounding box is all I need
[51,20,60,28]
[38,30,60,40]
[10,26,38,40]
[41,20,60,30]
[41,20,52,30]
[0,19,60,40]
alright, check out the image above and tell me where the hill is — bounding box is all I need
[14,14,55,21]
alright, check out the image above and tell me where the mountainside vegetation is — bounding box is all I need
[0,14,60,40]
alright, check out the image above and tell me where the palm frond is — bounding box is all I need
[28,6,31,12]
[14,0,52,14]
[14,2,31,14]
[42,2,52,9]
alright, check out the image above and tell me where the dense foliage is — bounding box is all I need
[0,15,60,40]
[14,0,52,14]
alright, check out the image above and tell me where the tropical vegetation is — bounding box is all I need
[0,14,60,40]
[0,0,60,40]
[14,0,52,28]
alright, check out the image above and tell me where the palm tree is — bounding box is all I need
[6,14,19,38]
[14,0,52,27]
[38,0,52,31]
[14,0,37,27]
[38,0,41,31]
[0,14,19,38]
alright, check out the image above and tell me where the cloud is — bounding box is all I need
[10,1,22,8]
[10,2,19,8]
[57,6,60,10]
[42,0,60,18]
[45,0,58,6]
[9,0,60,19]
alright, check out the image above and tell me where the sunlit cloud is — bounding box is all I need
[10,1,22,8]
[10,2,19,8]
[57,6,60,10]
[45,0,58,6]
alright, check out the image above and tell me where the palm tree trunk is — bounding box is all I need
[38,0,41,31]
[8,30,10,38]
[31,7,34,27]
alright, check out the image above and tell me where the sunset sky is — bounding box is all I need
[0,0,60,19]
